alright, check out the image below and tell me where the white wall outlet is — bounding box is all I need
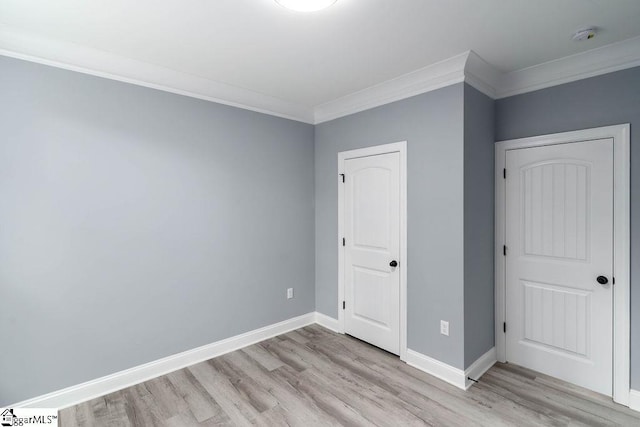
[287,288,294,299]
[440,320,449,336]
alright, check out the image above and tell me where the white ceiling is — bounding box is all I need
[1,0,640,112]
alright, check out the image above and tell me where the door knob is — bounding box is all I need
[597,276,609,285]
[389,260,398,268]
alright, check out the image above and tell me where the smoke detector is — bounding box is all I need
[572,27,597,41]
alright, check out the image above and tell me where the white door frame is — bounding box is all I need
[338,141,408,361]
[495,124,630,405]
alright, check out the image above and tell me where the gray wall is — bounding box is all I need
[0,56,315,405]
[315,84,467,368]
[463,85,495,367]
[7,48,634,405]
[495,66,640,388]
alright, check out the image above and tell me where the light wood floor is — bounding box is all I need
[60,325,640,426]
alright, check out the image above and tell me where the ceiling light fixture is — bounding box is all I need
[275,0,337,12]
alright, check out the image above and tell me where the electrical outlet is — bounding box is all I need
[287,288,294,299]
[440,320,449,336]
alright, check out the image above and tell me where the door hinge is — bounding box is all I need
[503,245,507,256]
[343,301,346,310]
[613,277,616,285]
[503,168,506,179]
[339,173,345,183]
[503,322,507,333]
[342,237,346,247]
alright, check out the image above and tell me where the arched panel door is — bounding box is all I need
[344,152,400,354]
[505,138,613,395]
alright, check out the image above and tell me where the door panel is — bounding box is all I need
[522,280,590,357]
[345,152,400,354]
[522,162,589,260]
[506,138,613,395]
[353,266,389,326]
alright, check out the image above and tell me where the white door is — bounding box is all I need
[505,138,613,395]
[344,152,400,354]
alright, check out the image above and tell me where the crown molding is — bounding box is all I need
[0,27,315,123]
[498,36,640,98]
[313,36,640,122]
[2,25,640,124]
[464,50,501,99]
[313,52,469,124]
[313,50,503,124]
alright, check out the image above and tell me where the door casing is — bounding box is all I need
[338,141,408,361]
[495,124,630,405]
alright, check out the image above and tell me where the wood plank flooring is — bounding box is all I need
[59,325,640,426]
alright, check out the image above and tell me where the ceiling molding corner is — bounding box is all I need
[0,27,314,124]
[497,35,640,98]
[463,50,501,99]
[313,52,469,124]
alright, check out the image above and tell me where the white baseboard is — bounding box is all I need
[405,347,496,391]
[12,312,315,410]
[405,349,467,389]
[10,311,500,411]
[464,347,497,390]
[629,389,640,412]
[314,312,341,333]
